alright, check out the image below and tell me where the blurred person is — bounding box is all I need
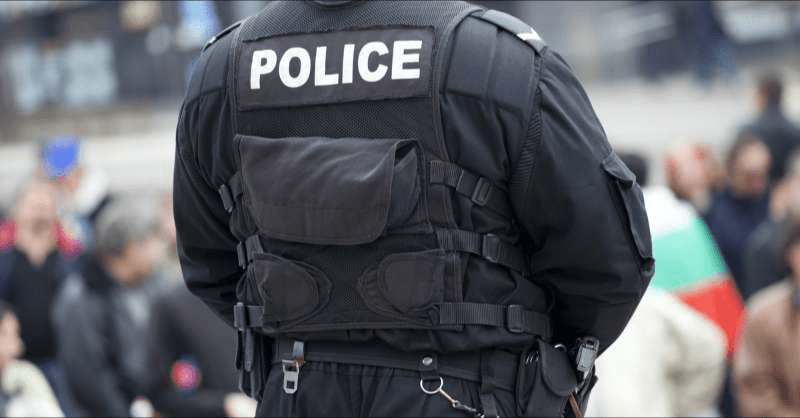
[52,196,172,417]
[664,139,724,214]
[144,284,256,417]
[688,1,736,87]
[742,150,800,301]
[585,287,726,417]
[741,75,800,184]
[37,135,113,252]
[0,177,83,259]
[586,153,727,417]
[703,133,771,293]
[0,176,78,416]
[733,222,800,417]
[0,301,64,417]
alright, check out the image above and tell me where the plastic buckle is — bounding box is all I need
[506,304,525,334]
[481,234,501,263]
[236,242,247,269]
[233,302,247,330]
[471,177,492,206]
[218,184,235,213]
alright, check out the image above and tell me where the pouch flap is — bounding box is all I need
[601,151,636,187]
[537,339,578,396]
[237,134,418,245]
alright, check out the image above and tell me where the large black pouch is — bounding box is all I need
[516,339,579,417]
[236,134,422,246]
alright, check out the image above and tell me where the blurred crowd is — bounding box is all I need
[0,136,256,417]
[587,74,800,417]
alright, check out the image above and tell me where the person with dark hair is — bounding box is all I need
[704,132,771,291]
[733,222,800,416]
[741,75,800,183]
[173,1,653,417]
[52,196,172,417]
[0,302,64,417]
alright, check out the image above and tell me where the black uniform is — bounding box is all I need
[173,1,654,416]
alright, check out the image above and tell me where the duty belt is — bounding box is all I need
[271,338,519,393]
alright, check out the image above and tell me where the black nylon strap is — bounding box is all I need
[429,160,512,218]
[435,228,528,273]
[438,302,551,340]
[236,234,264,269]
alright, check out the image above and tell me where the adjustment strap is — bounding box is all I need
[430,161,511,218]
[438,302,551,340]
[474,9,547,53]
[435,229,528,273]
[236,234,263,269]
[234,302,264,329]
[217,173,243,213]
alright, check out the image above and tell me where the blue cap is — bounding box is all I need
[40,136,80,178]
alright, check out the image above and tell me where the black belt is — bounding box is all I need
[271,338,519,393]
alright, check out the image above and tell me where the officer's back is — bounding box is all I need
[173,1,653,416]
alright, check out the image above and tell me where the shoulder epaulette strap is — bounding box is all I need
[203,19,244,52]
[473,9,546,53]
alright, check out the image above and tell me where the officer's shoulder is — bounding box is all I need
[203,19,244,53]
[469,8,547,54]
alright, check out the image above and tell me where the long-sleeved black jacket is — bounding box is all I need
[174,0,654,353]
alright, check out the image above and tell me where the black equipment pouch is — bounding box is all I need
[515,339,578,417]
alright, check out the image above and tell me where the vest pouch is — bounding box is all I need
[516,339,578,417]
[236,134,422,246]
[358,250,460,327]
[237,253,332,330]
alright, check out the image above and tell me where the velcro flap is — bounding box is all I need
[237,134,419,245]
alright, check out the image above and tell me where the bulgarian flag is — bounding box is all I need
[643,187,745,359]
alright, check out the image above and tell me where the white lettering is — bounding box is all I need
[250,49,277,90]
[357,41,388,83]
[279,47,311,88]
[314,46,339,86]
[391,40,422,80]
[341,44,355,84]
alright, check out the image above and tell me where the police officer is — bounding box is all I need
[173,1,654,417]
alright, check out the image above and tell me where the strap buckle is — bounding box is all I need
[233,302,247,330]
[218,184,235,213]
[481,234,501,263]
[471,177,492,206]
[506,304,525,334]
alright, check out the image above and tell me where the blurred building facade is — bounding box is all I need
[0,1,798,144]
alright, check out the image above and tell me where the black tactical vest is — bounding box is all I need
[217,1,552,352]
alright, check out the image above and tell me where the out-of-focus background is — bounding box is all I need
[0,1,798,202]
[0,1,799,417]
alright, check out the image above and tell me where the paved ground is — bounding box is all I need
[1,68,799,209]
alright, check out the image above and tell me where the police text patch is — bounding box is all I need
[237,27,434,109]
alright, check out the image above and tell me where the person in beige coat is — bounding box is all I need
[585,286,727,417]
[0,302,63,417]
[734,222,800,417]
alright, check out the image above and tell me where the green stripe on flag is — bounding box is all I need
[650,217,727,291]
